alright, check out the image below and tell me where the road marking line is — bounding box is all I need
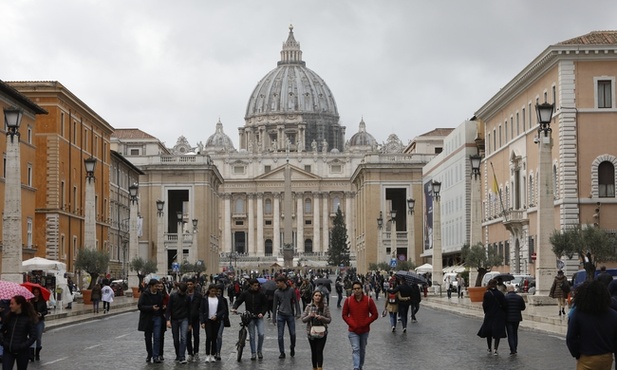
[85,343,103,350]
[116,333,131,339]
[43,357,68,364]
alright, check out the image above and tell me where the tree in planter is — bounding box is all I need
[327,207,351,267]
[129,257,158,287]
[395,260,415,272]
[550,225,616,282]
[74,248,110,290]
[461,242,503,287]
[180,261,207,278]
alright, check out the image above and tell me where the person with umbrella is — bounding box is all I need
[27,287,48,362]
[1,295,38,369]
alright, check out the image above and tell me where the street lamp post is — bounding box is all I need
[469,154,483,286]
[407,198,415,265]
[431,180,443,290]
[176,210,183,264]
[156,200,166,276]
[390,209,397,263]
[469,155,482,245]
[128,183,139,289]
[190,219,198,263]
[377,211,384,264]
[84,157,97,251]
[1,108,24,283]
[535,101,555,296]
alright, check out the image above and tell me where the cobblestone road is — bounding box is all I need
[27,296,575,370]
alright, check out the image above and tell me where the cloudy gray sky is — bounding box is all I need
[2,1,616,149]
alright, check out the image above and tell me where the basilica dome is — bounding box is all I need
[204,120,236,153]
[348,118,377,150]
[242,25,344,152]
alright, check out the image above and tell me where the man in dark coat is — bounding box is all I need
[186,278,203,362]
[165,282,190,363]
[138,279,164,363]
[504,285,526,355]
[596,266,613,287]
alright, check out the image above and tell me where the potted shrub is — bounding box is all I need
[129,257,158,298]
[461,242,503,302]
[74,248,110,304]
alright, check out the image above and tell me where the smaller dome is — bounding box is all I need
[205,120,236,153]
[347,118,377,151]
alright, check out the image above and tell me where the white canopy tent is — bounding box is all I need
[22,257,73,306]
[443,265,466,273]
[22,257,66,271]
[415,263,433,273]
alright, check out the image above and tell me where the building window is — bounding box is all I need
[599,161,615,198]
[332,197,341,212]
[528,175,534,206]
[435,147,442,154]
[129,148,140,156]
[598,79,613,108]
[304,198,312,214]
[233,165,245,175]
[264,198,272,214]
[235,221,244,226]
[305,220,312,225]
[26,218,33,247]
[264,165,271,173]
[304,165,311,173]
[27,126,32,144]
[522,108,526,130]
[553,164,559,199]
[265,220,272,226]
[330,164,342,173]
[27,165,32,187]
[61,113,65,137]
[234,198,245,214]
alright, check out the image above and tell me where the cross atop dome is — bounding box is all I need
[279,24,305,66]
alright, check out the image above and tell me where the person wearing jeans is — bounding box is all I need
[166,282,190,363]
[138,279,164,363]
[185,279,202,361]
[232,278,268,360]
[272,276,301,359]
[342,281,378,370]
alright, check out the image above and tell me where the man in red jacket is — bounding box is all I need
[342,281,379,370]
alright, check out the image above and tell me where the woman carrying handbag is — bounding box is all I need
[301,290,332,370]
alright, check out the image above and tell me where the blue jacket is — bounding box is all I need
[504,291,526,322]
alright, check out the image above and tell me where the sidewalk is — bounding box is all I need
[45,295,138,330]
[423,291,568,336]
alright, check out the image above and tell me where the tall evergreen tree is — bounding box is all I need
[328,207,350,266]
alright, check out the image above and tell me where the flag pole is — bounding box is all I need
[490,162,508,221]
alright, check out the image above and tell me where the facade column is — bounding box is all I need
[128,197,140,289]
[1,128,23,283]
[247,194,255,255]
[536,132,555,295]
[322,193,329,252]
[312,192,321,253]
[273,193,281,256]
[345,192,353,253]
[296,193,304,253]
[433,197,443,291]
[223,194,231,253]
[257,193,264,255]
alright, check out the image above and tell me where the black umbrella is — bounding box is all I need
[494,273,515,282]
[313,278,331,286]
[261,279,277,293]
[394,270,427,285]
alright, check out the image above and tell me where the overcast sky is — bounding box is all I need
[2,1,616,149]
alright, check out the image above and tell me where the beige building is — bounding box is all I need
[474,31,617,290]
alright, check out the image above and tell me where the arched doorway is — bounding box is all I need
[265,239,273,256]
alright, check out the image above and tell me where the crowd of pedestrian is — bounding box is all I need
[133,268,423,369]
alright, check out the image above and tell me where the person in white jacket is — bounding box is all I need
[101,281,115,313]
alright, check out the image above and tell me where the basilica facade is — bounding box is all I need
[112,26,439,274]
